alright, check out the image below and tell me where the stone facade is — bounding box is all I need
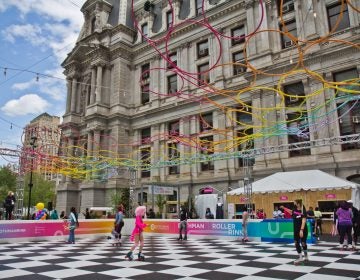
[23,113,61,183]
[58,0,360,215]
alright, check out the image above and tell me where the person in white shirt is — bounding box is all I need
[273,206,284,219]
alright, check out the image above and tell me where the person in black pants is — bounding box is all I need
[283,199,309,265]
[178,206,188,241]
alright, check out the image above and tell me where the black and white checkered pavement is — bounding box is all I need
[0,236,360,280]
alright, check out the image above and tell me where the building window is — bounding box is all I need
[334,68,360,150]
[287,112,311,157]
[196,0,203,16]
[337,101,360,150]
[333,68,359,97]
[236,104,252,125]
[141,127,151,144]
[277,0,295,15]
[141,83,150,104]
[166,11,173,30]
[327,2,350,32]
[284,82,305,107]
[233,51,247,75]
[231,26,245,45]
[167,52,177,69]
[167,75,177,94]
[198,63,210,85]
[168,120,180,136]
[141,23,148,42]
[140,148,151,178]
[199,113,213,132]
[141,63,150,80]
[197,40,209,58]
[200,136,214,171]
[138,192,148,203]
[168,142,180,174]
[280,20,297,49]
[237,129,254,167]
[167,190,177,201]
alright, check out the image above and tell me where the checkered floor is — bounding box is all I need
[0,236,360,280]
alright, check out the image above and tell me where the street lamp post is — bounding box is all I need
[27,136,37,220]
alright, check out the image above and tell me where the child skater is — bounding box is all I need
[125,205,147,261]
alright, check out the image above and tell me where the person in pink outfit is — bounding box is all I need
[125,205,147,260]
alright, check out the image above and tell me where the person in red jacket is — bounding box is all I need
[125,206,147,261]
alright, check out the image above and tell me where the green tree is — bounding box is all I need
[0,166,17,204]
[23,173,56,210]
[110,188,130,215]
[155,194,167,218]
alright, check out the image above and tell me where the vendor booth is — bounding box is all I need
[227,170,360,233]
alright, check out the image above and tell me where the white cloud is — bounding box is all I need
[12,68,66,101]
[1,94,50,116]
[1,0,85,62]
[3,24,46,46]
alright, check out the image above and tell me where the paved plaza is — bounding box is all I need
[0,235,360,280]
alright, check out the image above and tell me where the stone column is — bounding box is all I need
[66,79,71,113]
[245,1,257,56]
[70,77,77,113]
[87,131,93,158]
[66,137,74,182]
[189,0,196,18]
[90,67,96,104]
[179,117,191,174]
[95,65,103,103]
[93,130,101,158]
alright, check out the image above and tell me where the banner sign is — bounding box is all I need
[325,194,336,199]
[0,220,114,240]
[1,219,315,244]
[147,185,174,195]
[280,195,288,201]
[144,219,315,243]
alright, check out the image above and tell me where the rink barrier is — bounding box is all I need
[0,218,315,243]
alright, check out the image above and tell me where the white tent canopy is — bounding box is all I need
[227,170,360,208]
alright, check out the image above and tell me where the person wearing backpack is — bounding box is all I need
[4,191,16,220]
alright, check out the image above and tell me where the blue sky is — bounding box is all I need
[0,0,85,165]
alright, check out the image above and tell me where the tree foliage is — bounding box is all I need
[155,194,166,214]
[110,188,130,216]
[0,166,17,204]
[23,173,56,209]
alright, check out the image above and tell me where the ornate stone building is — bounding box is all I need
[58,0,360,215]
[23,113,61,183]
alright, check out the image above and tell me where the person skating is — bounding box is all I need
[178,205,188,241]
[125,205,147,261]
[242,206,249,242]
[283,199,309,265]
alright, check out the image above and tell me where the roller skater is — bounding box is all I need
[178,205,188,241]
[241,206,249,243]
[125,205,147,261]
[283,199,309,265]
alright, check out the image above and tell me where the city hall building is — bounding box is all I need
[58,0,360,217]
